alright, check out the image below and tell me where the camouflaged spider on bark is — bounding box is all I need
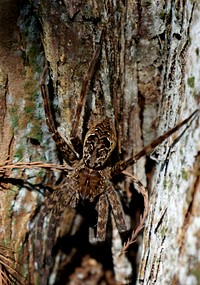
[37,30,199,268]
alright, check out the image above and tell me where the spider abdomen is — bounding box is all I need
[83,119,117,169]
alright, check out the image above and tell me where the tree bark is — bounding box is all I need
[0,0,199,285]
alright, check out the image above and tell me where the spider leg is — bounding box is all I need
[34,184,76,274]
[119,170,148,256]
[41,66,78,164]
[113,109,199,173]
[106,185,127,233]
[96,194,109,241]
[70,29,105,139]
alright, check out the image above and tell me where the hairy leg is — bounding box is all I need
[34,184,75,274]
[96,194,109,241]
[119,171,148,255]
[113,109,199,173]
[106,185,127,233]
[41,66,78,164]
[70,29,105,139]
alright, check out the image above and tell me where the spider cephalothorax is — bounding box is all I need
[66,158,127,237]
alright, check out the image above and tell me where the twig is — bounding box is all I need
[0,159,72,175]
[0,245,24,285]
[119,171,149,256]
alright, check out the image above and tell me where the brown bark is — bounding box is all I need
[0,1,199,285]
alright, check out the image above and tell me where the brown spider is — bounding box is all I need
[34,30,198,278]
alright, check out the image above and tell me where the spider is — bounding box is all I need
[35,30,198,275]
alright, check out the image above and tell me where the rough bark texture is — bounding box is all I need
[0,0,199,285]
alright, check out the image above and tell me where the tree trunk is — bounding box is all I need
[0,0,199,285]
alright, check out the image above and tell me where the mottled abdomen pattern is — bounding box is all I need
[83,118,117,169]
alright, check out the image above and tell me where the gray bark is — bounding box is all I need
[0,0,199,284]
